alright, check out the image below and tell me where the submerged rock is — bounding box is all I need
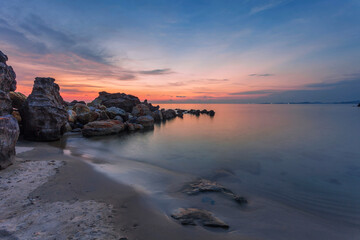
[82,120,125,137]
[0,115,20,169]
[183,179,247,205]
[21,77,68,141]
[171,208,229,229]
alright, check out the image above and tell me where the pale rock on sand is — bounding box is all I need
[0,160,119,240]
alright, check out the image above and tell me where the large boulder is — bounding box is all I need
[152,110,163,122]
[9,91,27,110]
[136,115,154,128]
[21,77,68,141]
[82,120,125,137]
[0,51,19,169]
[106,107,127,120]
[162,109,177,120]
[0,115,20,169]
[89,91,140,112]
[132,104,151,117]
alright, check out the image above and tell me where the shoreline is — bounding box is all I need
[0,140,248,240]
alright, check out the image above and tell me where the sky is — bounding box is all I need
[0,0,359,103]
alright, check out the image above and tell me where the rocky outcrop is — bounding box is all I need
[0,90,12,115]
[132,104,151,117]
[136,115,154,128]
[0,115,19,169]
[183,179,247,205]
[171,208,229,229]
[82,120,125,137]
[9,91,26,110]
[152,110,163,122]
[161,109,177,120]
[89,91,140,112]
[21,77,68,141]
[0,51,20,169]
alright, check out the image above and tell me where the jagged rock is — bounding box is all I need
[136,115,154,128]
[171,208,229,229]
[0,50,8,63]
[152,110,163,122]
[106,107,127,120]
[9,91,26,110]
[0,90,12,115]
[21,77,68,141]
[161,109,176,120]
[0,61,16,93]
[82,120,125,137]
[0,115,20,169]
[89,91,140,112]
[132,104,151,117]
[183,179,247,205]
[67,110,77,123]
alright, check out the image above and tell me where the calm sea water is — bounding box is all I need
[64,104,360,239]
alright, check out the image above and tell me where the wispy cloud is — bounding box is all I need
[176,95,186,98]
[228,90,277,95]
[249,0,289,15]
[138,68,174,75]
[249,73,275,77]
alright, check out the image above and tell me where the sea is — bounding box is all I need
[63,104,360,240]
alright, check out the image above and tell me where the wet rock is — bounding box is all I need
[171,208,229,229]
[152,110,163,122]
[136,115,154,128]
[132,104,151,117]
[82,120,125,137]
[90,91,140,112]
[106,107,127,120]
[183,179,247,205]
[0,115,20,169]
[9,91,26,110]
[21,77,68,141]
[161,109,176,120]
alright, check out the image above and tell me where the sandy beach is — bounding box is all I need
[0,139,249,240]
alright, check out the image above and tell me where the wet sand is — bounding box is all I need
[0,140,250,240]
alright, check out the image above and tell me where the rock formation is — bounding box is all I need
[82,120,125,137]
[21,77,68,141]
[9,91,27,110]
[89,91,140,112]
[0,50,20,169]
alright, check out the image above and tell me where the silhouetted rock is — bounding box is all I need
[132,104,151,117]
[208,110,215,116]
[21,77,68,141]
[90,91,140,112]
[82,120,125,137]
[161,109,176,120]
[0,50,8,63]
[152,110,163,122]
[171,208,229,229]
[69,100,86,106]
[0,115,19,169]
[9,92,26,110]
[136,115,154,128]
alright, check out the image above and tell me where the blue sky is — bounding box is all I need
[0,0,359,102]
